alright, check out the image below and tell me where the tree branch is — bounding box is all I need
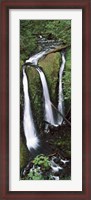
[50,101,71,126]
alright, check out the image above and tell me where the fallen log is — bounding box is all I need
[65,105,71,118]
[51,101,71,126]
[45,44,70,56]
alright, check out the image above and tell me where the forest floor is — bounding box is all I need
[21,125,71,180]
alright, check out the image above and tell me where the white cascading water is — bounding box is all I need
[22,49,65,152]
[36,67,58,127]
[25,51,46,65]
[23,68,39,151]
[58,52,66,125]
[25,50,58,127]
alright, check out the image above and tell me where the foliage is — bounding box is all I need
[32,154,51,170]
[20,20,71,61]
[27,168,44,180]
[45,20,71,44]
[20,21,37,61]
[26,154,51,180]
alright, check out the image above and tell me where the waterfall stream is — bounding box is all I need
[22,46,65,151]
[58,52,65,125]
[36,67,58,127]
[25,51,47,65]
[23,68,39,151]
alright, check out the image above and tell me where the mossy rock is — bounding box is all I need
[20,135,29,169]
[39,52,61,105]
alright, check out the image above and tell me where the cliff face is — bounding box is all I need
[20,47,71,169]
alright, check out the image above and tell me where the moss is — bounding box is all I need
[63,48,71,113]
[20,135,29,169]
[39,52,61,105]
[26,67,43,130]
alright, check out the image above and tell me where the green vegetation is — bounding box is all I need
[20,20,71,174]
[20,20,71,118]
[26,67,43,128]
[25,154,51,180]
[54,136,71,158]
[32,154,51,170]
[63,48,71,112]
[27,168,44,180]
[20,20,71,61]
[39,52,61,105]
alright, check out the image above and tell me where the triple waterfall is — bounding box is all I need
[23,51,66,151]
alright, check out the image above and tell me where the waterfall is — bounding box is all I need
[22,47,65,147]
[36,67,58,127]
[58,52,66,125]
[25,51,47,65]
[23,68,39,151]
